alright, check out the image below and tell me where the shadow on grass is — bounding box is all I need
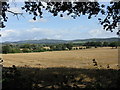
[2,66,120,90]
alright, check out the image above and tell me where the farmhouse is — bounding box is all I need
[20,48,33,51]
[72,46,86,50]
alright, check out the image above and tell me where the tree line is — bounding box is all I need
[2,41,120,54]
[2,43,73,54]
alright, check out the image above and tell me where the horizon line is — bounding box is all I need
[1,36,119,43]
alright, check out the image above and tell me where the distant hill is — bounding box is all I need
[3,39,69,44]
[2,37,119,44]
[72,37,119,43]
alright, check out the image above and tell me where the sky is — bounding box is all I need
[0,1,118,42]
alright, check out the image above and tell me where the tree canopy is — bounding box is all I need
[1,1,120,35]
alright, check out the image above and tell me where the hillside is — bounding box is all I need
[72,37,119,43]
[2,37,119,44]
[3,39,69,44]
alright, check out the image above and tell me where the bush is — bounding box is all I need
[2,45,12,54]
[33,49,45,52]
[10,48,22,53]
[95,46,97,48]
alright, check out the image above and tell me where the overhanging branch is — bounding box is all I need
[7,10,24,20]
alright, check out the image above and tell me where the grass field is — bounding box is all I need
[2,47,120,89]
[2,47,118,69]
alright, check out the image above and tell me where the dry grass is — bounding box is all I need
[2,47,118,69]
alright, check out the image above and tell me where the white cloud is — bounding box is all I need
[29,18,47,23]
[1,27,117,42]
[54,34,62,39]
[89,29,102,37]
[0,28,57,42]
[0,29,17,38]
[0,29,21,41]
[89,29,117,38]
[1,27,82,42]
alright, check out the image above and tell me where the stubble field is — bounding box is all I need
[2,47,118,69]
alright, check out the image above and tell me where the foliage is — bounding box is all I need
[103,42,109,47]
[2,41,120,54]
[64,43,73,50]
[2,44,22,54]
[10,48,22,53]
[84,42,102,47]
[20,44,32,49]
[109,41,119,48]
[2,45,11,54]
[33,47,45,52]
[84,41,120,48]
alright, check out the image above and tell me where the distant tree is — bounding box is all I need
[61,44,67,50]
[85,41,102,47]
[55,45,62,50]
[10,48,22,53]
[30,44,37,50]
[49,45,56,51]
[20,44,32,49]
[95,42,102,47]
[109,42,118,48]
[84,42,92,46]
[33,47,45,52]
[65,43,73,50]
[103,42,109,47]
[2,45,11,54]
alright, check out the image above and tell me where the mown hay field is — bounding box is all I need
[2,47,118,69]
